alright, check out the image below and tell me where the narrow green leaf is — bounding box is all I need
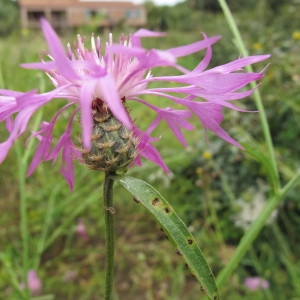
[113,175,220,300]
[243,143,279,191]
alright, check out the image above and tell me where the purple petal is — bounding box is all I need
[5,116,13,132]
[27,104,72,176]
[148,86,255,101]
[0,139,13,163]
[0,89,34,97]
[176,98,243,148]
[137,99,194,146]
[167,36,220,58]
[0,90,36,121]
[27,122,54,176]
[39,18,78,80]
[141,49,176,68]
[161,109,194,146]
[131,29,166,47]
[133,28,166,38]
[79,81,94,149]
[133,127,169,172]
[107,44,146,58]
[139,89,249,113]
[209,55,271,73]
[0,106,38,163]
[193,37,212,72]
[197,72,263,92]
[21,61,58,72]
[61,142,75,191]
[97,74,132,128]
[150,72,263,92]
[46,111,78,190]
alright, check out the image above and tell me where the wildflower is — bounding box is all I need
[244,276,269,291]
[232,186,277,231]
[292,30,300,40]
[0,19,270,189]
[202,150,212,160]
[20,270,42,296]
[252,42,262,51]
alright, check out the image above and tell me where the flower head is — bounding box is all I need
[0,19,270,189]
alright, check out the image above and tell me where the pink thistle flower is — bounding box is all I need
[0,19,270,189]
[244,276,270,291]
[20,270,42,296]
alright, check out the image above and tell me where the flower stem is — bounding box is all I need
[218,0,280,191]
[103,172,116,300]
[15,109,43,299]
[16,144,30,299]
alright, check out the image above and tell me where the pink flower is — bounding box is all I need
[0,18,270,189]
[75,219,89,241]
[20,270,42,296]
[244,276,270,291]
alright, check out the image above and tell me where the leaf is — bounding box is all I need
[112,174,220,300]
[243,143,279,190]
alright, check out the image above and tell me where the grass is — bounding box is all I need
[1,3,300,299]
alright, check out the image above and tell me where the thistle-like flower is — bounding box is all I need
[0,19,269,189]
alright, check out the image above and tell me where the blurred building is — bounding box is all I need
[19,0,147,29]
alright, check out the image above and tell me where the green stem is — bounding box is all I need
[103,172,116,300]
[248,247,273,300]
[14,109,43,298]
[16,145,30,299]
[33,185,59,270]
[217,0,280,191]
[216,172,300,288]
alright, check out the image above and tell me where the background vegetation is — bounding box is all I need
[0,0,299,299]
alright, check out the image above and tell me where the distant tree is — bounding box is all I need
[186,0,220,11]
[185,0,284,12]
[145,2,170,31]
[0,0,19,36]
[266,0,285,11]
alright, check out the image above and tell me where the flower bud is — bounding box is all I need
[80,98,137,173]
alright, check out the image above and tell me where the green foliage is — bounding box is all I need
[0,0,19,36]
[0,1,300,299]
[184,0,282,12]
[114,175,220,300]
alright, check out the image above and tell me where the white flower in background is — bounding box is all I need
[232,186,277,231]
[147,168,174,188]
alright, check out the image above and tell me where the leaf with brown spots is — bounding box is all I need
[112,174,220,300]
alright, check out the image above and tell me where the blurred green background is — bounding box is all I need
[0,0,300,299]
